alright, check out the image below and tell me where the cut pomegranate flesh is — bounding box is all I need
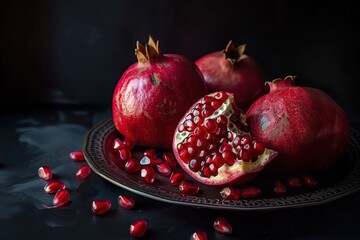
[173,91,277,186]
[53,189,70,207]
[92,200,111,215]
[130,219,148,237]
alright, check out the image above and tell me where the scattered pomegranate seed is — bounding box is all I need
[162,152,177,169]
[303,176,318,187]
[118,195,135,210]
[53,189,70,207]
[124,158,141,173]
[69,151,85,161]
[130,219,148,237]
[156,162,172,176]
[190,231,208,240]
[141,167,155,184]
[144,148,157,159]
[274,180,287,196]
[76,165,91,180]
[139,156,161,167]
[119,147,132,160]
[92,200,112,215]
[169,170,186,186]
[113,138,126,150]
[219,186,241,200]
[38,166,53,180]
[179,181,200,195]
[213,217,232,235]
[44,180,65,194]
[287,176,302,187]
[240,186,261,199]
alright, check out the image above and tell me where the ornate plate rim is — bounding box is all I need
[83,118,360,211]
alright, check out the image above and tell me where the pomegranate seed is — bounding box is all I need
[214,91,228,102]
[144,148,157,159]
[213,153,224,168]
[118,195,135,210]
[178,124,185,132]
[193,116,204,125]
[184,119,196,131]
[189,159,201,172]
[119,147,131,160]
[204,118,217,133]
[140,156,161,167]
[53,189,70,207]
[179,149,191,164]
[252,140,265,155]
[44,180,65,194]
[219,143,232,153]
[213,217,232,235]
[216,115,228,126]
[141,167,155,184]
[156,162,172,176]
[169,171,186,186]
[240,135,252,145]
[190,231,208,240]
[92,200,111,215]
[113,138,125,150]
[38,166,53,180]
[162,152,177,169]
[274,180,287,196]
[130,219,148,237]
[194,126,206,138]
[303,176,318,187]
[124,138,134,149]
[201,166,211,178]
[240,186,261,198]
[76,165,91,180]
[221,151,236,166]
[287,176,302,187]
[220,186,241,200]
[69,151,85,161]
[239,149,252,162]
[179,181,200,195]
[124,158,141,173]
[202,95,213,104]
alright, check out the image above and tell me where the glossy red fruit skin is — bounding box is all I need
[92,200,111,215]
[246,76,350,174]
[112,38,207,149]
[195,42,265,111]
[130,220,148,237]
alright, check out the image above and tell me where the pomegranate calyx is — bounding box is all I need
[266,75,296,92]
[135,35,160,63]
[224,40,247,64]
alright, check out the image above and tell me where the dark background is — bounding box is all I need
[1,0,359,121]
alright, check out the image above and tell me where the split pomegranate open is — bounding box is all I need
[172,91,277,186]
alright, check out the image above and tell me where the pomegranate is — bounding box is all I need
[195,40,266,111]
[172,91,277,186]
[112,36,207,149]
[246,76,351,174]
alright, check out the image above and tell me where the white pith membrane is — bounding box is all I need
[174,92,274,183]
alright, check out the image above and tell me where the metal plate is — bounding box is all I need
[83,118,360,210]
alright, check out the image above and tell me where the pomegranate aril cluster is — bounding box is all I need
[176,92,266,178]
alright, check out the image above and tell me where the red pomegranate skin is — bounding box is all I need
[246,76,350,174]
[195,44,266,111]
[113,53,207,149]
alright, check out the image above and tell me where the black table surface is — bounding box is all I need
[1,106,360,240]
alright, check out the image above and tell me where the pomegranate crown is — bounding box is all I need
[266,75,296,92]
[135,35,161,63]
[223,40,247,64]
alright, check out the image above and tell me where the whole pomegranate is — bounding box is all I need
[112,36,207,149]
[172,91,277,186]
[246,76,351,174]
[195,40,266,111]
